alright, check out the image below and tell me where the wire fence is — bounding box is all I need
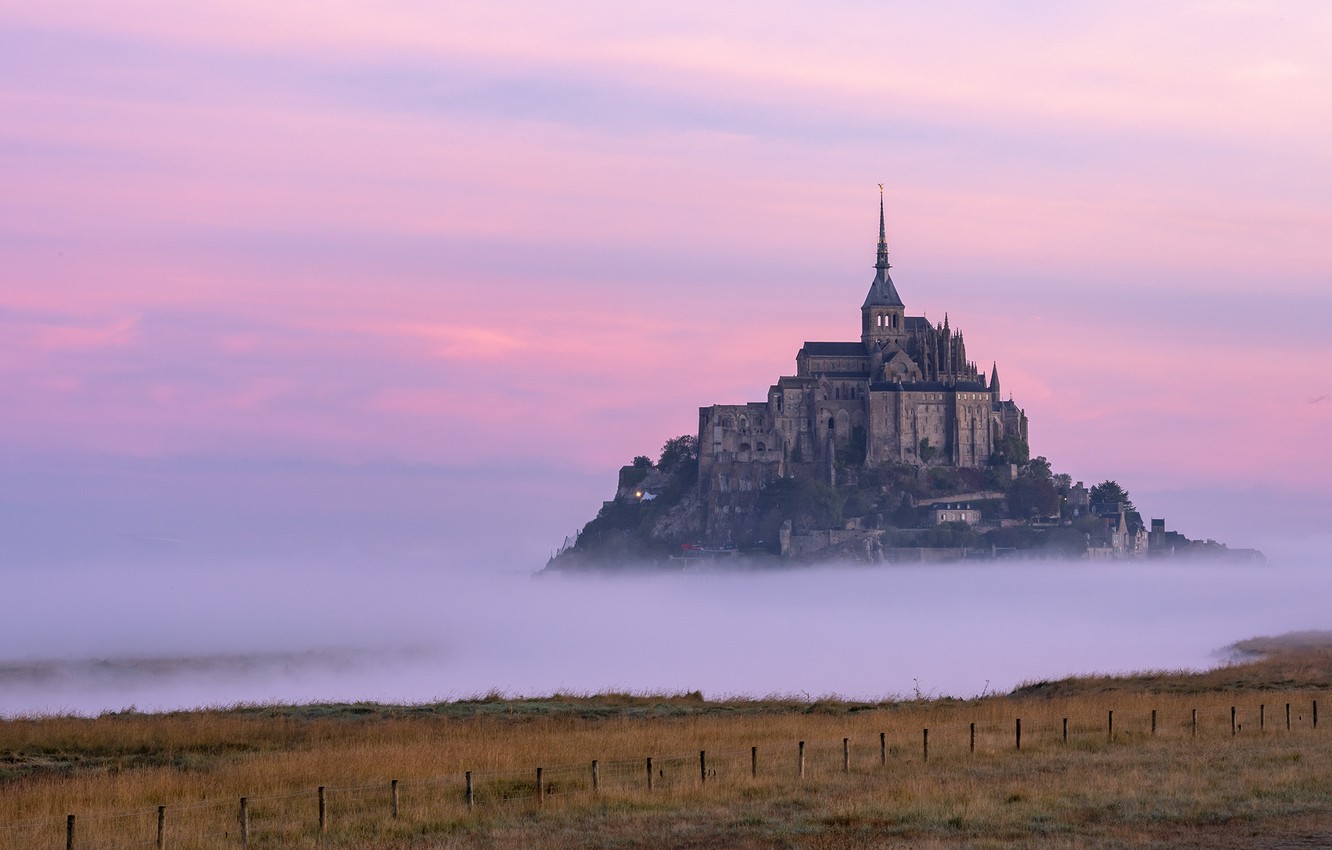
[2,697,1321,849]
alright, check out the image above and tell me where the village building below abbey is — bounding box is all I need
[697,195,1028,537]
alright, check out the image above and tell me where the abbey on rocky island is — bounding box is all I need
[697,195,1028,536]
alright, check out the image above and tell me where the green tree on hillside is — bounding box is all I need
[658,435,698,476]
[891,494,918,528]
[1008,468,1059,517]
[993,434,1030,465]
[1090,480,1134,511]
[838,426,868,466]
[755,477,843,548]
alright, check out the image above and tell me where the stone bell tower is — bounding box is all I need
[861,187,906,350]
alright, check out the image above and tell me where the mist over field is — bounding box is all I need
[3,442,1328,718]
[4,547,1330,717]
[3,452,1327,717]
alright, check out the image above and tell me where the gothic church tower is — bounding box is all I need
[695,190,1028,542]
[861,188,906,349]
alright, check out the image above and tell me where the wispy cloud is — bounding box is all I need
[23,314,139,352]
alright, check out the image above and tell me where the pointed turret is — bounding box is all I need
[990,362,1001,401]
[861,186,906,348]
[863,190,904,310]
[875,191,891,269]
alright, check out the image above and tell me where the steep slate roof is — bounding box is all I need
[863,269,905,309]
[801,341,867,356]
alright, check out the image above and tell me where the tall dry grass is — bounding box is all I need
[3,651,1332,849]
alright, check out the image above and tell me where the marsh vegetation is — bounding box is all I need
[4,639,1332,848]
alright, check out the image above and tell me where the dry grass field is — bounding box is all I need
[4,637,1332,849]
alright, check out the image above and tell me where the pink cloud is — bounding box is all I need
[349,321,526,361]
[2,0,1329,531]
[28,315,139,351]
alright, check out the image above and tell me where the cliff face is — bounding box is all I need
[544,449,1265,571]
[546,464,704,570]
[546,457,1012,570]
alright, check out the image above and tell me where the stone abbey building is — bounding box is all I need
[697,198,1028,535]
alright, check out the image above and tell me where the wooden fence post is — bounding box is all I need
[969,722,975,754]
[1260,704,1265,731]
[1192,709,1197,737]
[1108,710,1114,742]
[1314,699,1319,728]
[465,772,474,810]
[390,780,398,818]
[1287,703,1292,731]
[156,805,165,850]
[700,750,707,785]
[843,738,850,773]
[318,786,327,834]
[66,814,74,850]
[239,798,249,849]
[592,760,600,793]
[1231,706,1236,736]
[1015,718,1021,751]
[922,729,929,763]
[1062,717,1068,743]
[647,757,654,792]
[879,732,886,766]
[798,742,805,779]
[1151,709,1157,735]
[752,747,758,778]
[536,768,544,807]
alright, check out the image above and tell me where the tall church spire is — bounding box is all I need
[862,185,904,311]
[861,185,906,348]
[876,184,890,272]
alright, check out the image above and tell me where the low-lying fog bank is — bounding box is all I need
[3,556,1328,716]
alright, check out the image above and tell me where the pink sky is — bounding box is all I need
[2,2,1330,565]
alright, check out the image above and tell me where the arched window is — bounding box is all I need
[739,442,751,452]
[756,441,766,451]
